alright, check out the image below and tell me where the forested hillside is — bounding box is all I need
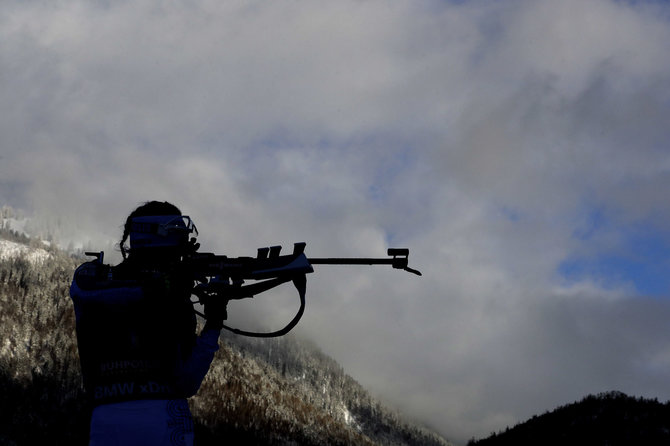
[468,391,670,446]
[0,226,451,446]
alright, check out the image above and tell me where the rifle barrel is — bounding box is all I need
[308,258,396,265]
[308,254,421,276]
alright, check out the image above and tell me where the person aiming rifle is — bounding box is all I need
[70,201,227,446]
[70,200,420,445]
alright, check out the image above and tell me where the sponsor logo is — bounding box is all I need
[94,381,173,400]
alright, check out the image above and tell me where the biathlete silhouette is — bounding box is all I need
[70,201,226,446]
[70,200,420,445]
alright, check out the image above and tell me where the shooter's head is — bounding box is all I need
[120,201,198,262]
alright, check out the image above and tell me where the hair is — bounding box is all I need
[119,201,182,259]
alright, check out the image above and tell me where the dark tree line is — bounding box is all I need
[0,249,88,445]
[468,391,670,446]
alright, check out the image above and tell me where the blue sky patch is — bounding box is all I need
[559,224,670,297]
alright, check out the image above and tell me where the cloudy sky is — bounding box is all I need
[2,0,670,442]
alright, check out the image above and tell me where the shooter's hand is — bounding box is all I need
[203,297,228,331]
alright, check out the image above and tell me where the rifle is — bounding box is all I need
[87,242,420,338]
[184,242,420,337]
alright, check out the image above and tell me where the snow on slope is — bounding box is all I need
[0,239,52,264]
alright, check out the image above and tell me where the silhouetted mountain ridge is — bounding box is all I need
[468,390,670,446]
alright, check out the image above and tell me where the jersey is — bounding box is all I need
[70,258,220,406]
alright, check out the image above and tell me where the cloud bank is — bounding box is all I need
[2,0,670,442]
